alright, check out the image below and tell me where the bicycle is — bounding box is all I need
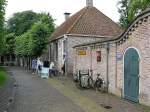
[74,69,90,88]
[74,70,105,91]
[94,74,105,91]
[88,72,105,91]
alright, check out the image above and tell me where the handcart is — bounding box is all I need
[41,67,49,79]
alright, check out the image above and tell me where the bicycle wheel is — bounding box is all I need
[95,78,103,91]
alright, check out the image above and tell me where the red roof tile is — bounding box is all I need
[50,6,122,41]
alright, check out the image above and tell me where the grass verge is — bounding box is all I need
[0,67,7,86]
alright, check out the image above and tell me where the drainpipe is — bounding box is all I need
[89,47,93,76]
[115,43,118,88]
[64,35,68,76]
[106,43,110,92]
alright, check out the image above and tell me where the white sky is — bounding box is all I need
[6,0,120,26]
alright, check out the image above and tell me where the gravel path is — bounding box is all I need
[8,67,84,112]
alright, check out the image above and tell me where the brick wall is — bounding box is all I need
[116,16,150,105]
[49,36,102,75]
[67,36,102,75]
[75,46,107,81]
[74,16,150,106]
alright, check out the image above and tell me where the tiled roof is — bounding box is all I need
[50,6,123,41]
[73,8,150,48]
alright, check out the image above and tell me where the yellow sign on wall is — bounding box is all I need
[78,50,86,55]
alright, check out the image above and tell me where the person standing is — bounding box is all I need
[43,60,50,68]
[61,55,66,75]
[49,62,54,77]
[32,59,37,74]
[37,58,43,76]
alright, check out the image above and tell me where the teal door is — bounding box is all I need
[124,48,139,102]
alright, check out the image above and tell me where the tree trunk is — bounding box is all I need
[10,54,12,66]
[27,57,30,69]
[4,55,6,66]
[29,57,32,70]
[0,55,1,64]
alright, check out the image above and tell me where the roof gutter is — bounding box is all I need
[66,34,115,38]
[49,35,65,43]
[73,36,118,48]
[49,33,115,43]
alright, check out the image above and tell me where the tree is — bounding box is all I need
[4,33,16,55]
[118,0,129,28]
[28,22,50,57]
[1,33,16,64]
[15,36,22,56]
[118,0,150,28]
[37,13,55,33]
[7,10,37,36]
[7,11,55,56]
[128,0,150,22]
[8,11,55,62]
[7,11,55,36]
[15,22,53,58]
[15,33,30,56]
[0,0,6,53]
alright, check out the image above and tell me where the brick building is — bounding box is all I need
[73,8,150,106]
[49,0,122,75]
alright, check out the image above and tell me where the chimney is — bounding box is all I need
[86,0,93,7]
[64,12,71,20]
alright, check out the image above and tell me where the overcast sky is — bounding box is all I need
[6,0,120,26]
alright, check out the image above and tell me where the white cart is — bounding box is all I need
[41,67,49,79]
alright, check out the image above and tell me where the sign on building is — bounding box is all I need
[78,50,86,55]
[116,52,123,61]
[96,51,101,62]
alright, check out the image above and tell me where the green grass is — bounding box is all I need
[0,67,7,86]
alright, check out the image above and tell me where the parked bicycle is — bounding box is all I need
[94,73,105,91]
[74,69,105,91]
[88,71,105,91]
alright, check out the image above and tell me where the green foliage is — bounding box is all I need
[128,0,150,22]
[0,0,6,31]
[15,36,22,56]
[37,13,55,33]
[15,33,31,56]
[118,0,129,28]
[118,0,150,28]
[7,11,55,58]
[0,0,6,54]
[29,22,50,57]
[0,67,7,86]
[3,33,16,54]
[7,11,55,36]
[7,10,37,36]
[15,21,54,57]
